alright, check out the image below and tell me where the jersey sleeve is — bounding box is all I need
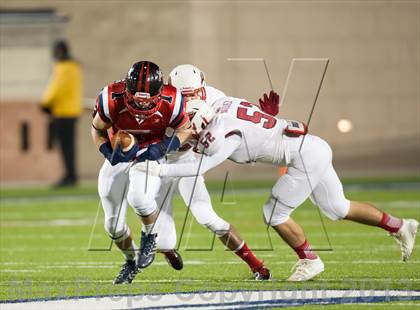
[196,115,241,156]
[95,86,112,123]
[169,89,189,128]
[159,135,241,177]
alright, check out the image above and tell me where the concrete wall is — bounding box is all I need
[0,0,419,184]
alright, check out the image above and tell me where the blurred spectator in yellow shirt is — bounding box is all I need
[40,40,82,187]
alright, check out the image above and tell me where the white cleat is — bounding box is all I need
[286,257,324,282]
[391,219,419,262]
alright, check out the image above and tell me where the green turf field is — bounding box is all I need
[0,180,419,309]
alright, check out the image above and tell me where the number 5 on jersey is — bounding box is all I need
[236,102,277,129]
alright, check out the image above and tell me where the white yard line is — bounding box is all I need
[1,219,93,227]
[1,260,419,269]
[350,303,420,307]
[1,194,419,207]
[1,278,420,284]
[1,290,419,310]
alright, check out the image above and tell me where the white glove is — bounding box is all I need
[134,160,161,177]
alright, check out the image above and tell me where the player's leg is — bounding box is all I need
[312,164,419,261]
[153,177,183,270]
[178,176,271,280]
[263,135,334,281]
[98,160,138,284]
[127,162,162,269]
[349,202,418,261]
[263,169,324,281]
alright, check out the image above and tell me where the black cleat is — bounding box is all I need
[253,264,272,281]
[137,231,157,269]
[113,260,138,284]
[162,250,183,270]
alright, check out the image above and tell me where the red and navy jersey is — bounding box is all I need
[95,81,188,147]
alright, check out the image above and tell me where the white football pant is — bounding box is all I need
[98,160,162,241]
[263,135,351,226]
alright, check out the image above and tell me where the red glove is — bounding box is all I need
[259,90,280,116]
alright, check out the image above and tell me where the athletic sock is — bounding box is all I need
[293,240,318,260]
[379,212,403,233]
[234,242,263,271]
[122,240,137,261]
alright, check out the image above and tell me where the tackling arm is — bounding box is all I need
[136,118,192,162]
[173,119,193,145]
[158,135,241,177]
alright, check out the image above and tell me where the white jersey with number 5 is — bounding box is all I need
[199,97,288,165]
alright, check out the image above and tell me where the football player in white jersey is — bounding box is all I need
[149,64,271,280]
[137,97,419,281]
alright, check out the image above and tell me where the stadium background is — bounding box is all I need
[0,2,419,308]
[0,0,419,185]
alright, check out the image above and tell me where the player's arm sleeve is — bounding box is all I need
[95,87,112,123]
[159,135,241,177]
[91,112,111,149]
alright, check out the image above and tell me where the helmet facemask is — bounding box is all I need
[125,90,162,117]
[180,86,207,103]
[125,61,163,117]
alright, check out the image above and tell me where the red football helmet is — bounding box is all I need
[125,61,164,117]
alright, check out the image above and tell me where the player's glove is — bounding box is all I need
[259,90,280,116]
[99,142,140,166]
[136,135,181,162]
[134,160,161,177]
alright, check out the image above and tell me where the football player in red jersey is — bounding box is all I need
[91,61,191,284]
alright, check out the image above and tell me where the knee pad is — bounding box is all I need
[104,217,130,242]
[263,195,293,226]
[203,217,230,237]
[127,187,157,217]
[189,201,230,237]
[320,199,351,221]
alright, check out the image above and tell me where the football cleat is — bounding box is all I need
[137,231,158,269]
[162,250,184,270]
[287,257,324,282]
[253,264,271,281]
[113,260,139,284]
[391,219,419,262]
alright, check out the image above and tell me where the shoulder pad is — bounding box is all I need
[95,81,126,123]
[109,80,126,93]
[95,86,112,123]
[161,84,177,102]
[205,85,226,106]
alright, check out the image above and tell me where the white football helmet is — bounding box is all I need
[187,99,215,134]
[168,64,206,100]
